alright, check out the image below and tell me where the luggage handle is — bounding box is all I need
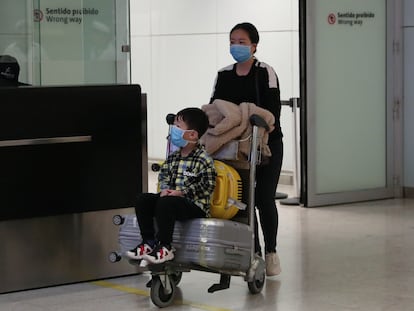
[212,174,226,207]
[227,198,246,210]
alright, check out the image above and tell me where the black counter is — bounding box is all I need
[0,84,145,221]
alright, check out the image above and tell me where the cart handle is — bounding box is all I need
[167,113,269,130]
[249,114,270,131]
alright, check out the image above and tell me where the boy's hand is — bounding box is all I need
[160,189,170,197]
[162,189,184,197]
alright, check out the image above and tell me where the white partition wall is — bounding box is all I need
[130,0,300,175]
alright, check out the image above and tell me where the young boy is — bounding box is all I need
[126,107,217,264]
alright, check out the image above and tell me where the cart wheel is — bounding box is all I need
[170,271,182,286]
[247,270,265,294]
[108,252,121,263]
[112,214,124,226]
[150,275,176,308]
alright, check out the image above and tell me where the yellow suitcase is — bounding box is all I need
[210,160,243,219]
[154,160,243,219]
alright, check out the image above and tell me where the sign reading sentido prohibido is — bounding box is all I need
[33,0,116,84]
[327,11,376,27]
[34,7,99,25]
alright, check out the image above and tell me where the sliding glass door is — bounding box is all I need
[302,0,396,206]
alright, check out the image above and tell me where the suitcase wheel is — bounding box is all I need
[112,214,124,226]
[151,162,161,172]
[108,251,122,263]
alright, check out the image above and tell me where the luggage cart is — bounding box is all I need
[109,113,270,308]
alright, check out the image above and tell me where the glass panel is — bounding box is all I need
[0,0,36,85]
[311,0,387,194]
[36,0,118,85]
[0,0,129,86]
[82,0,117,83]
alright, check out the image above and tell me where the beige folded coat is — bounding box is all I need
[200,99,275,161]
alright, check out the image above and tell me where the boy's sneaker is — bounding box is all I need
[144,244,174,264]
[125,243,153,260]
[265,252,281,276]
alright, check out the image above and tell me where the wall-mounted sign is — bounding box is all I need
[327,11,376,27]
[34,7,100,25]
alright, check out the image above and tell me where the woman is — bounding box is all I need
[210,22,283,276]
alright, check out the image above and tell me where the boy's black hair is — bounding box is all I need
[230,22,260,44]
[176,107,209,137]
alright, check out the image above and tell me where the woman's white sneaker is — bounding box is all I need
[265,252,281,276]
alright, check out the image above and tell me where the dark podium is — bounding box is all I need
[0,85,147,293]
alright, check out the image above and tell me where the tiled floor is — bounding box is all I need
[2,182,414,310]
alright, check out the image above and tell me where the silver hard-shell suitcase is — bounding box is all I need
[172,218,251,272]
[114,214,251,273]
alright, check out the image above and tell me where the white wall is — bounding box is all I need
[130,0,299,174]
[404,0,414,187]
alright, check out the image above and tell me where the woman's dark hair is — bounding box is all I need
[230,22,260,44]
[176,107,209,137]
